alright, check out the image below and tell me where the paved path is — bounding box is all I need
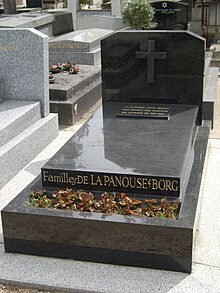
[0,81,220,292]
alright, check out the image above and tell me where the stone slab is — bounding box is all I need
[0,13,54,29]
[1,120,211,273]
[0,28,49,116]
[50,78,102,125]
[49,47,101,66]
[0,100,41,147]
[49,29,114,52]
[0,113,58,189]
[49,65,101,100]
[42,103,198,197]
[0,243,219,293]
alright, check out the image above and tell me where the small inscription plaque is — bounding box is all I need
[117,104,171,119]
[41,169,180,197]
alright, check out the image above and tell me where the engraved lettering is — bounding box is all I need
[43,170,48,181]
[129,177,136,188]
[69,176,76,185]
[109,176,116,187]
[172,180,179,191]
[122,177,129,188]
[165,179,172,191]
[83,175,89,184]
[136,177,143,188]
[115,176,122,187]
[151,179,158,190]
[103,175,110,186]
[77,175,84,184]
[142,178,148,189]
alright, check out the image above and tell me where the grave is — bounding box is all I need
[50,11,73,36]
[0,13,55,38]
[151,1,189,30]
[49,65,102,125]
[2,30,211,273]
[49,28,114,66]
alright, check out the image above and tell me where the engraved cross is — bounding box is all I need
[136,40,167,84]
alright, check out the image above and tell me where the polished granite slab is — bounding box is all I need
[42,103,198,197]
[1,120,211,273]
[101,31,205,125]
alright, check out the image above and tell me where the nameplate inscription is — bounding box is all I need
[42,169,180,197]
[154,8,181,15]
[0,46,19,58]
[117,104,171,119]
[49,43,89,49]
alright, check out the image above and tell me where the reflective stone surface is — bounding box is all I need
[42,103,198,197]
[101,31,205,124]
[1,121,211,273]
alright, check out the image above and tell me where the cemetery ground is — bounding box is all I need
[0,78,219,292]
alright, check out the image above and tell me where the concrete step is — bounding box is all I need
[0,113,58,189]
[0,100,41,147]
[50,77,101,125]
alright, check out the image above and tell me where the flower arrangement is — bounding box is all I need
[49,62,80,74]
[27,189,180,220]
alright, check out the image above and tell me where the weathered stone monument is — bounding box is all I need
[0,28,58,189]
[3,0,16,14]
[0,28,49,116]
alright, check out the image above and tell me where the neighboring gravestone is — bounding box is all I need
[51,11,74,36]
[49,28,113,65]
[26,0,42,7]
[151,1,189,30]
[101,30,204,124]
[3,0,16,14]
[0,28,49,116]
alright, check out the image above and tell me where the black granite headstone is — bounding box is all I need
[151,1,189,30]
[101,31,204,124]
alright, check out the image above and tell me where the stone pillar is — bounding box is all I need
[67,0,79,30]
[111,0,121,17]
[3,0,17,14]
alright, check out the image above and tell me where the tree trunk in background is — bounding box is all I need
[3,0,17,14]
